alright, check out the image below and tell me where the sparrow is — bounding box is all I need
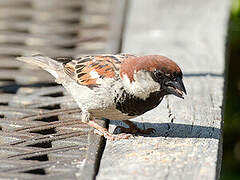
[17,54,186,140]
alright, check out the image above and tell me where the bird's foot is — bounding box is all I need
[115,120,156,135]
[88,120,132,140]
[94,129,133,140]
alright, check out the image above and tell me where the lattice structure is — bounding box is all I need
[0,0,124,179]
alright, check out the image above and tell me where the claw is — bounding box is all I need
[104,133,133,141]
[141,128,156,134]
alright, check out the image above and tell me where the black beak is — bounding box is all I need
[165,77,187,99]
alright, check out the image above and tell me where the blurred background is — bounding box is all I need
[221,0,240,179]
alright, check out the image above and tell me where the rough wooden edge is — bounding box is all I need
[79,120,107,180]
[216,19,231,179]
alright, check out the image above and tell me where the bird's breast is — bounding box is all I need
[114,90,164,117]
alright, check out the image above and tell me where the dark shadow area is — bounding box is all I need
[23,154,49,162]
[22,168,46,175]
[111,120,220,139]
[184,73,223,77]
[42,92,64,97]
[27,142,52,149]
[0,82,57,94]
[30,128,57,135]
[38,104,61,110]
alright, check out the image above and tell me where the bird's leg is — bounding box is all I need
[87,119,132,140]
[116,120,156,135]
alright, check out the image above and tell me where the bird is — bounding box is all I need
[17,54,186,140]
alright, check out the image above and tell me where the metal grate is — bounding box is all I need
[0,0,126,179]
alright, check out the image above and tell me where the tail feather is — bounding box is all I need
[17,54,62,70]
[17,54,63,78]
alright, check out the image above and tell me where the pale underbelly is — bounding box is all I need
[89,105,137,120]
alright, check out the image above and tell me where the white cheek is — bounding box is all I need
[122,71,160,99]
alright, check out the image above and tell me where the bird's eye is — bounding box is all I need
[154,70,164,79]
[151,70,164,82]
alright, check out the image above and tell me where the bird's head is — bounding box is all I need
[120,55,186,99]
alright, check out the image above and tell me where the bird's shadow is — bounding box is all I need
[110,120,220,140]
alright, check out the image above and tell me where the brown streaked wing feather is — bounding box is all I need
[64,61,76,79]
[63,55,128,87]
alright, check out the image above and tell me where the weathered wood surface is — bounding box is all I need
[97,0,230,180]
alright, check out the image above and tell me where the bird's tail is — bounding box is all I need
[17,54,62,78]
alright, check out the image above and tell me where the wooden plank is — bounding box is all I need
[97,0,230,179]
[107,0,127,53]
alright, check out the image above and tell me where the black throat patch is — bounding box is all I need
[115,90,165,116]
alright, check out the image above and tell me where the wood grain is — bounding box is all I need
[97,0,230,179]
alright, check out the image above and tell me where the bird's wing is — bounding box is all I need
[63,54,136,87]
